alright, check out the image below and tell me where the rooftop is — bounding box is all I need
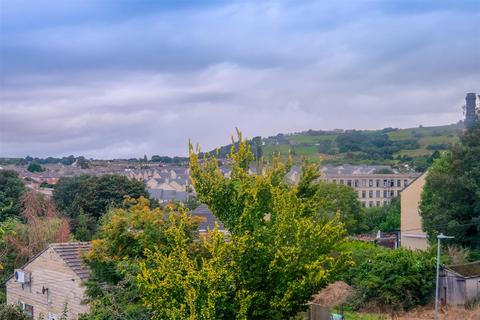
[321,165,397,175]
[190,204,225,232]
[50,242,92,280]
[445,261,480,278]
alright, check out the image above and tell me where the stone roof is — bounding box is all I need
[162,189,177,200]
[148,188,189,202]
[50,242,92,280]
[321,165,396,175]
[39,171,61,178]
[174,191,189,202]
[173,167,188,174]
[445,261,480,278]
[148,188,164,199]
[159,172,170,179]
[6,242,92,284]
[154,178,167,184]
[174,177,189,186]
[190,204,225,232]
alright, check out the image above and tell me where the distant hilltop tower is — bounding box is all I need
[465,92,477,128]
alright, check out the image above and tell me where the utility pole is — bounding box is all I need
[434,233,454,320]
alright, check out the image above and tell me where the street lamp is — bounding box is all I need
[434,233,454,320]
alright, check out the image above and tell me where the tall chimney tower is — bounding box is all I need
[465,92,477,128]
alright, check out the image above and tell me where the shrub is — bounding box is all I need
[357,197,400,234]
[446,245,471,265]
[336,241,385,284]
[0,304,28,320]
[352,248,435,312]
[27,162,44,173]
[0,170,25,221]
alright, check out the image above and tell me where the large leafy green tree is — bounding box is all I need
[138,222,233,320]
[53,174,150,240]
[379,197,401,232]
[0,191,70,302]
[312,181,363,234]
[359,197,401,234]
[0,170,25,221]
[420,123,480,252]
[182,131,349,319]
[76,156,90,169]
[26,162,44,173]
[84,132,351,320]
[81,197,198,320]
[286,162,364,234]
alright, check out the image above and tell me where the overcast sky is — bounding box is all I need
[0,0,479,159]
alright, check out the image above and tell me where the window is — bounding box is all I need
[397,179,401,187]
[361,202,366,208]
[369,190,373,198]
[362,190,366,198]
[354,180,359,187]
[332,179,336,184]
[19,302,33,319]
[369,201,373,207]
[390,179,395,187]
[376,201,380,207]
[376,190,380,198]
[376,179,380,187]
[383,179,388,187]
[390,190,395,197]
[383,200,388,206]
[404,179,408,187]
[384,190,388,198]
[347,180,352,187]
[339,179,344,185]
[368,179,373,187]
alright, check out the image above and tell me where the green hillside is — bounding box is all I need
[211,123,463,171]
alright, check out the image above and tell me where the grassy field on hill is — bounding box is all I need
[266,124,460,166]
[211,123,463,171]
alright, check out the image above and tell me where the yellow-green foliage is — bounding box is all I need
[138,130,351,319]
[82,197,198,320]
[138,223,234,320]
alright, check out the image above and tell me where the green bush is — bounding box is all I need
[0,304,27,320]
[358,197,400,234]
[53,174,152,240]
[352,248,435,312]
[0,170,25,221]
[27,162,44,173]
[337,240,386,284]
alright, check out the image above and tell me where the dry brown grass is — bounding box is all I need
[396,305,480,320]
[309,279,480,320]
[311,281,355,306]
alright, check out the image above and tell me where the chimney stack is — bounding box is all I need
[465,92,477,128]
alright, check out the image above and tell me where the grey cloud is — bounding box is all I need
[0,1,479,158]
